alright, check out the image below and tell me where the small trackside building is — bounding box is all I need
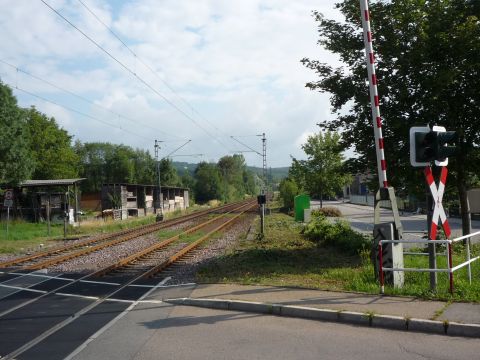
[101,183,189,219]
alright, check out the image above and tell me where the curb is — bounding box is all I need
[164,297,480,338]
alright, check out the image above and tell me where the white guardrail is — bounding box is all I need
[378,230,480,294]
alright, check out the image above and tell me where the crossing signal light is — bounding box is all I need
[436,131,457,161]
[415,131,436,163]
[410,126,457,167]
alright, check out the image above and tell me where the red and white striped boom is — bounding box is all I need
[359,0,388,189]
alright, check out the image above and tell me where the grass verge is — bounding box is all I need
[196,209,480,302]
[0,205,207,254]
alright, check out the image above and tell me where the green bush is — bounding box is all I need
[311,207,342,217]
[278,178,299,210]
[303,213,369,255]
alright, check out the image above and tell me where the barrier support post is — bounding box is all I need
[467,239,472,284]
[448,242,454,294]
[379,242,384,294]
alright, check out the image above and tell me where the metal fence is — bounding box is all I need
[378,230,480,293]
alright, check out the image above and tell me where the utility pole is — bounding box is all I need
[154,140,164,220]
[260,133,267,235]
[229,133,267,235]
[262,132,267,192]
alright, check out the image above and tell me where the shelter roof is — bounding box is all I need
[102,183,188,190]
[19,179,86,187]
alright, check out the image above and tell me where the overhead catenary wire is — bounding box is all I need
[12,84,153,142]
[230,136,262,156]
[0,58,186,141]
[41,0,232,153]
[76,0,234,151]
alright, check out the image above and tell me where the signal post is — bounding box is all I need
[410,124,457,290]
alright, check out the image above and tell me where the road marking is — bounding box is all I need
[64,276,172,360]
[79,279,120,286]
[55,292,99,301]
[0,284,47,294]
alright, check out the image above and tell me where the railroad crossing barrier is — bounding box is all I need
[378,230,480,294]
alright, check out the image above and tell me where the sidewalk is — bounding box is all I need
[164,284,480,337]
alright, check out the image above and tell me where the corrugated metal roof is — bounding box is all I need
[102,183,188,190]
[20,179,86,187]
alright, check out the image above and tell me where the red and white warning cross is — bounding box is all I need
[424,166,451,240]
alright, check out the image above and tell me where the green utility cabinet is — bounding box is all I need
[294,194,310,222]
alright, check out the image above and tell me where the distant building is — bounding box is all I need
[99,183,189,219]
[343,173,373,199]
[1,178,85,223]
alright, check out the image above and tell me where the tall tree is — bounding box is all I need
[194,162,222,203]
[159,158,181,187]
[291,131,351,207]
[217,154,251,201]
[76,142,156,192]
[302,0,480,233]
[25,107,79,179]
[0,82,33,185]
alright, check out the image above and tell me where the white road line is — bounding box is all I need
[64,276,172,360]
[0,284,47,294]
[79,279,120,286]
[0,272,68,300]
[55,292,99,301]
[2,271,73,281]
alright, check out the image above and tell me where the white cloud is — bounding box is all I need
[0,0,345,167]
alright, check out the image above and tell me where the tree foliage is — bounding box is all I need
[159,158,181,187]
[25,107,79,180]
[194,162,222,203]
[291,131,351,207]
[0,82,33,185]
[303,0,480,232]
[0,81,258,204]
[75,142,159,193]
[278,178,299,210]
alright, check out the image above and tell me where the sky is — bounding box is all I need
[0,0,345,168]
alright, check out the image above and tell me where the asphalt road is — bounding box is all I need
[71,302,480,360]
[314,200,480,240]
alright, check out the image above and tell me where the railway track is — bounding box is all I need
[94,199,256,279]
[0,199,257,359]
[0,199,251,271]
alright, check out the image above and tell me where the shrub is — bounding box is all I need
[303,213,369,255]
[311,207,342,217]
[279,178,299,210]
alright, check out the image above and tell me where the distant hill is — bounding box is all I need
[248,166,289,182]
[172,161,198,175]
[172,161,289,181]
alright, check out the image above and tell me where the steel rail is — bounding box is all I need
[91,200,256,277]
[0,200,257,359]
[0,200,256,320]
[0,200,249,269]
[22,200,250,270]
[142,202,256,278]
